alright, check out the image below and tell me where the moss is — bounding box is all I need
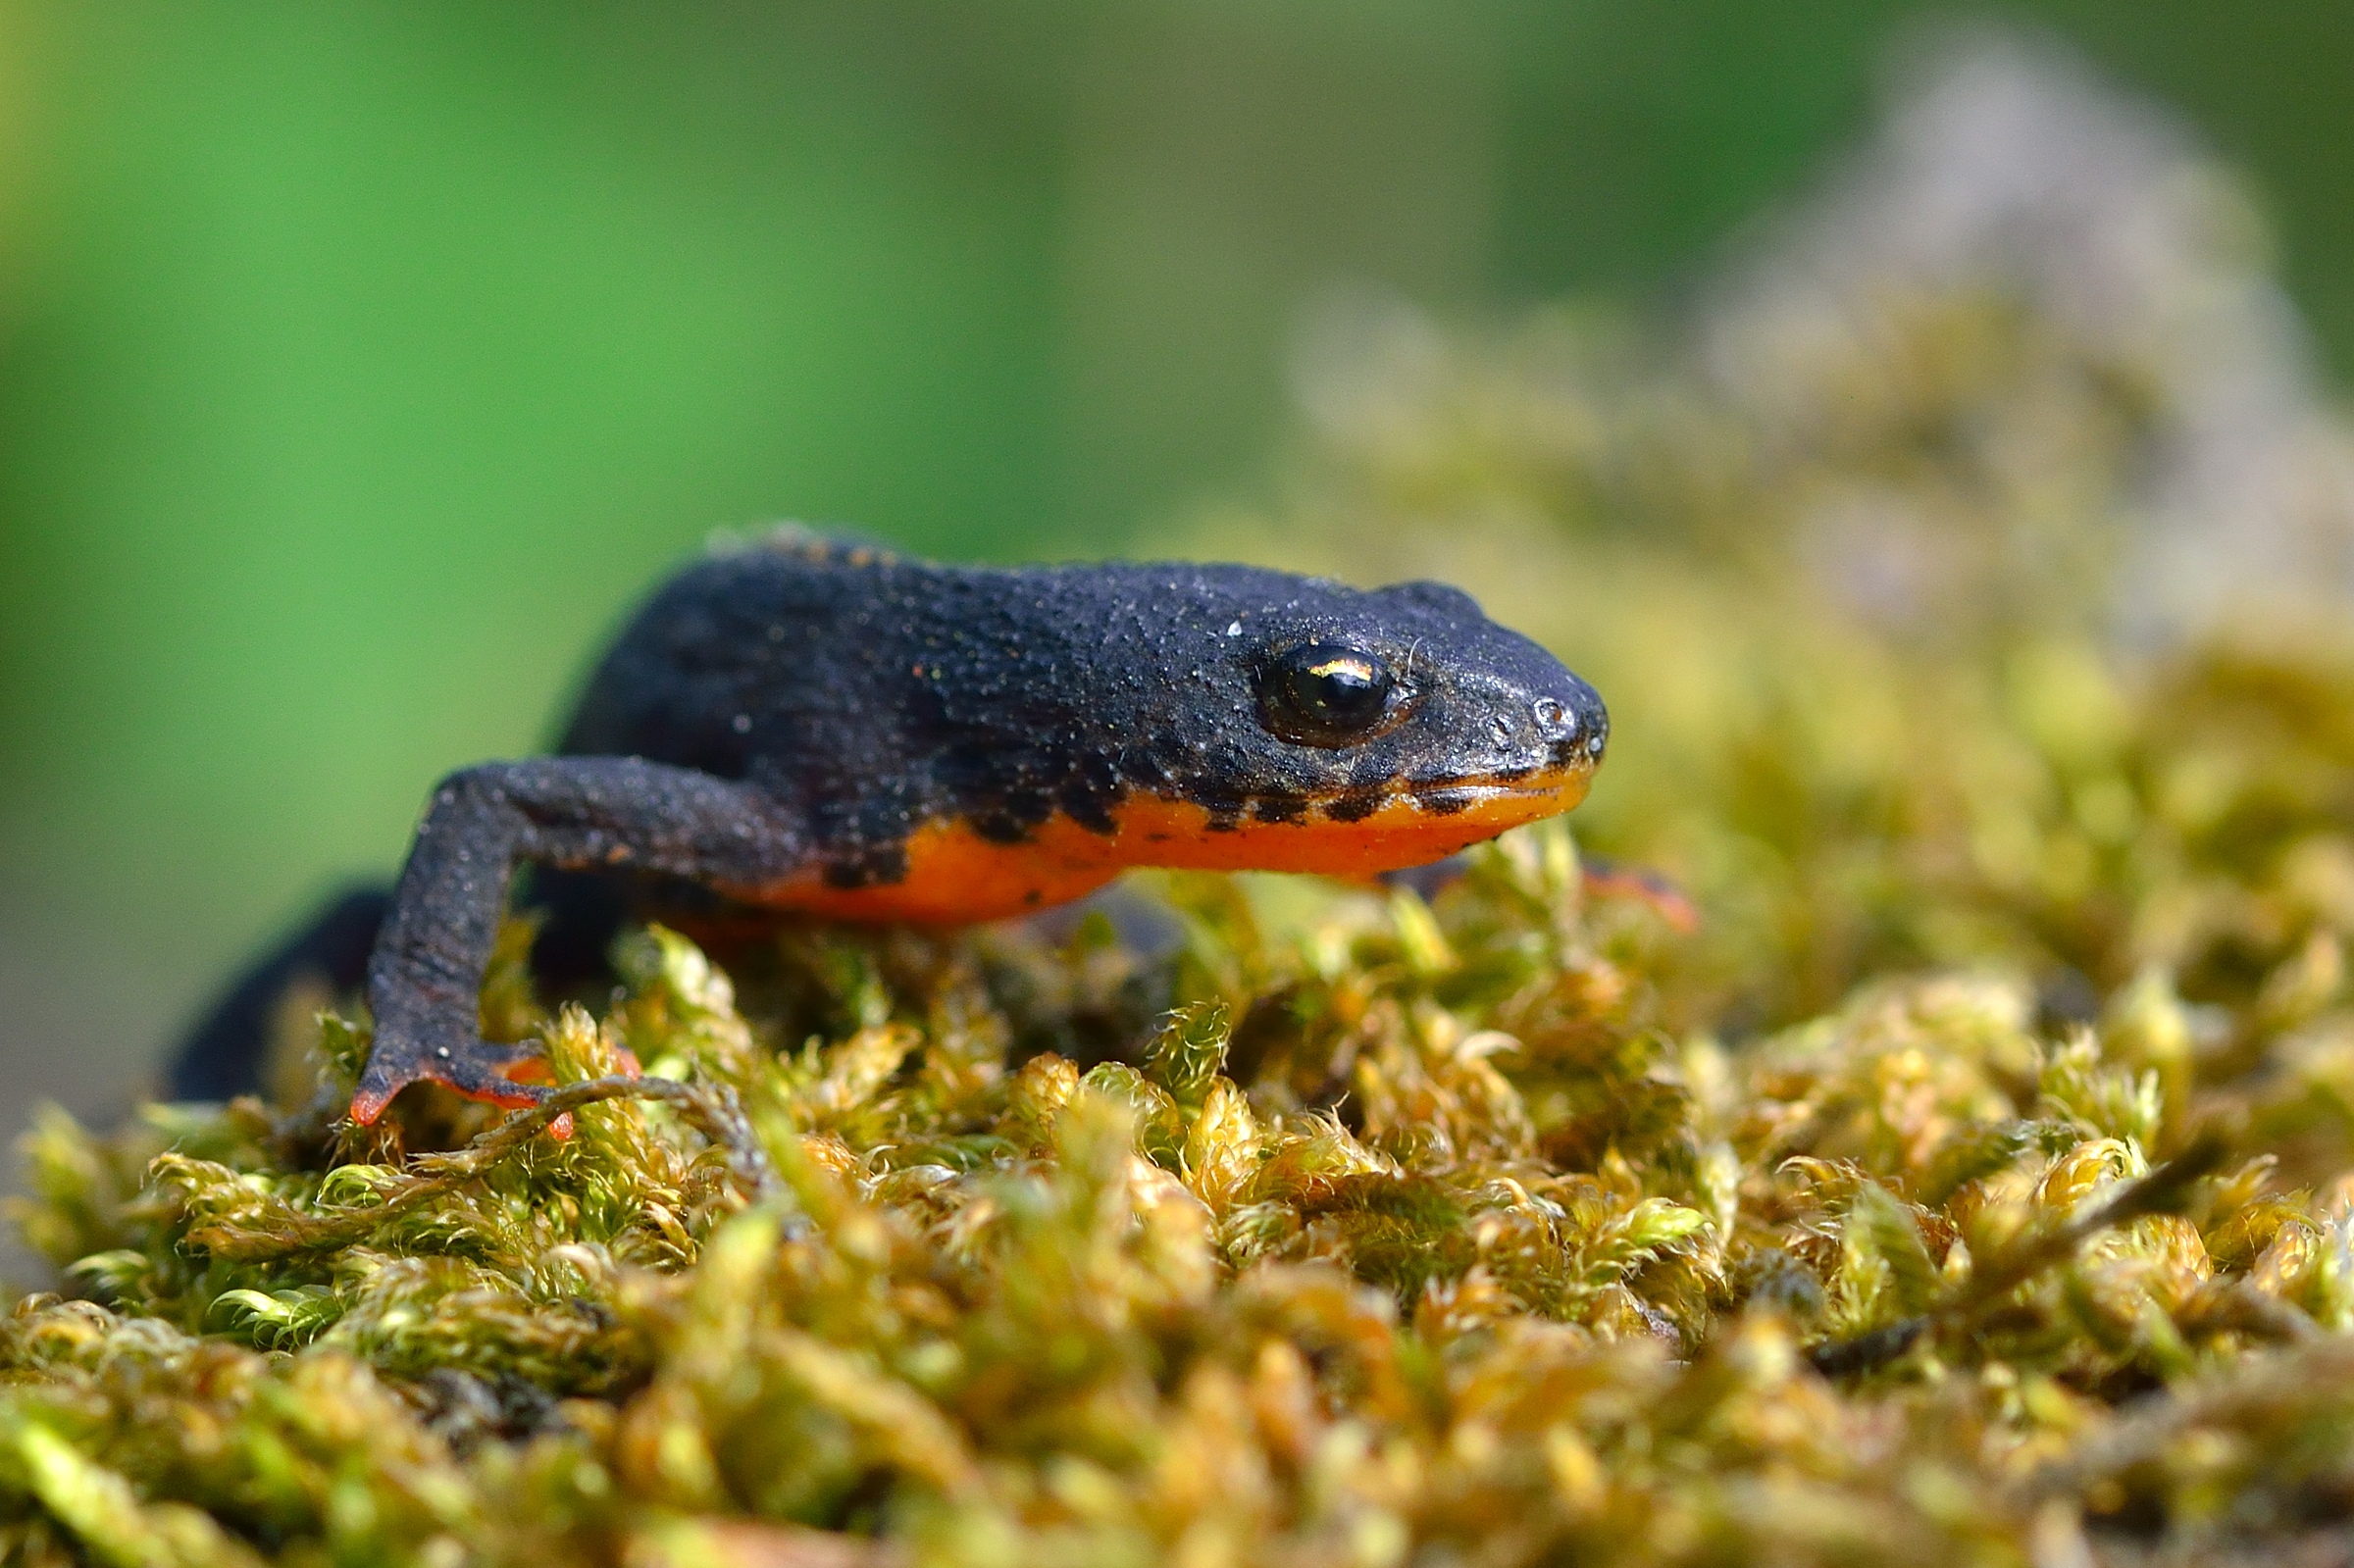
[9,755,2354,1567]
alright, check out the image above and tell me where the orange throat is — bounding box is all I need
[733,766,1595,924]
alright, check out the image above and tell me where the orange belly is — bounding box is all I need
[725,772,1592,923]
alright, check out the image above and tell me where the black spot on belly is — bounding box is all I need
[1251,796,1308,825]
[1412,787,1477,817]
[1058,783,1119,835]
[972,813,1031,845]
[1322,791,1385,824]
[822,843,911,888]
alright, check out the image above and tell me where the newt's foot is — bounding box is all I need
[350,1032,552,1126]
[1580,855,1701,934]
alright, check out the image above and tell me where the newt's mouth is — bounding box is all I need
[1405,777,1589,818]
[1268,758,1597,826]
[1140,758,1599,878]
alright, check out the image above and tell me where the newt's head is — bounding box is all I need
[1100,567,1609,877]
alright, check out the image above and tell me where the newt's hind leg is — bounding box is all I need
[355,757,806,1124]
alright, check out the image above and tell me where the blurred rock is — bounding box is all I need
[1706,25,2354,641]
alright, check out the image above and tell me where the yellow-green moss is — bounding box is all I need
[10,745,2354,1568]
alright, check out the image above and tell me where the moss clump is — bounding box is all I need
[12,755,2354,1567]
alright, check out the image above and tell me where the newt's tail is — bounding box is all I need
[165,886,390,1101]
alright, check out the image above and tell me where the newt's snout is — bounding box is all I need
[1510,678,1608,777]
[1532,678,1610,764]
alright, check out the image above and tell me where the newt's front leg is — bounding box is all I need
[355,757,805,1124]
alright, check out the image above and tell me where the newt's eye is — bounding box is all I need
[1258,642,1408,747]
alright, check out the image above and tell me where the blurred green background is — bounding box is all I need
[2,0,2352,1131]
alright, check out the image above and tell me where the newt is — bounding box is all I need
[170,531,1608,1122]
